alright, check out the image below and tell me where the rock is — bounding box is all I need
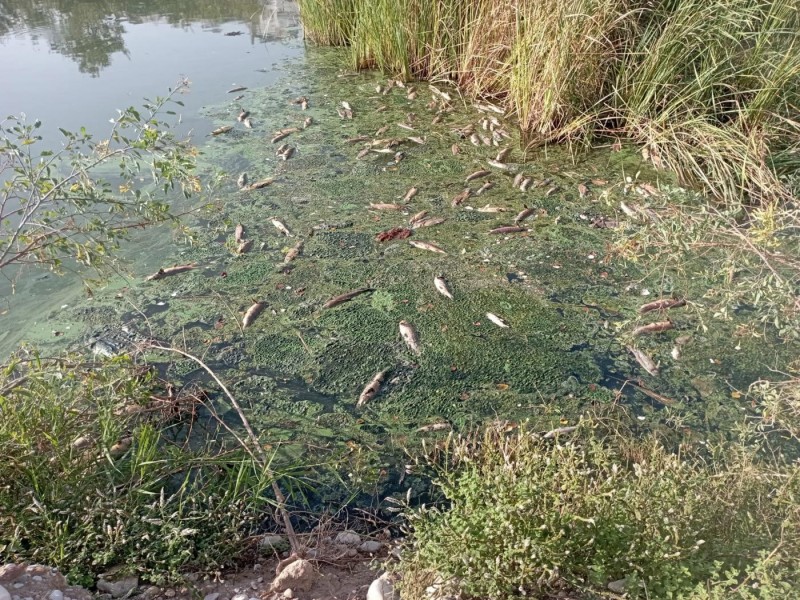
[0,565,28,584]
[203,594,220,600]
[232,594,248,600]
[96,576,139,598]
[282,589,293,599]
[259,535,289,554]
[48,591,64,600]
[0,584,11,600]
[31,577,42,583]
[358,541,383,554]
[164,590,176,598]
[608,579,628,594]
[141,587,161,599]
[270,559,315,593]
[334,531,361,546]
[11,586,22,590]
[366,574,395,600]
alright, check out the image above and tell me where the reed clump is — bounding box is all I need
[297,0,800,204]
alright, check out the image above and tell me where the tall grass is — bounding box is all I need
[297,0,800,204]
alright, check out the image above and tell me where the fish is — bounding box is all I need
[341,101,352,111]
[409,210,428,224]
[303,117,313,128]
[412,217,446,229]
[407,136,425,144]
[631,320,674,337]
[545,186,558,197]
[376,227,412,242]
[396,122,415,131]
[409,240,447,254]
[370,203,404,210]
[275,143,290,155]
[486,159,510,170]
[451,144,461,155]
[375,84,384,94]
[578,183,589,198]
[237,172,248,189]
[434,275,453,299]
[429,85,452,101]
[279,147,295,160]
[357,147,372,159]
[495,148,512,162]
[489,225,527,234]
[469,133,481,146]
[357,369,389,407]
[393,151,405,163]
[620,201,639,219]
[480,134,492,146]
[270,218,293,237]
[236,239,253,255]
[242,301,267,328]
[627,346,659,376]
[485,312,510,328]
[519,177,533,192]
[300,98,309,110]
[639,298,686,314]
[399,320,421,354]
[237,109,250,122]
[242,117,253,129]
[475,101,504,114]
[407,90,418,100]
[431,114,443,125]
[416,422,451,433]
[512,173,525,188]
[452,188,471,207]
[671,335,691,360]
[375,125,390,136]
[513,207,536,224]
[542,425,579,439]
[146,263,196,281]
[271,131,291,143]
[211,125,233,136]
[283,239,304,264]
[234,223,245,242]
[228,86,247,93]
[323,287,374,309]
[476,204,506,213]
[247,178,274,190]
[403,186,419,202]
[476,181,494,195]
[232,94,245,102]
[466,169,491,182]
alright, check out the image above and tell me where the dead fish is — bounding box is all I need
[431,114,443,125]
[412,217,446,229]
[279,147,295,160]
[519,177,533,192]
[393,151,405,163]
[429,85,451,101]
[370,202,404,210]
[403,186,419,202]
[409,240,447,254]
[271,131,291,143]
[237,172,248,189]
[512,173,525,188]
[236,239,253,255]
[109,436,133,459]
[416,422,451,433]
[477,204,506,213]
[514,207,536,224]
[343,108,354,119]
[232,94,245,102]
[237,109,250,122]
[469,133,481,146]
[409,210,428,224]
[639,298,686,314]
[542,425,579,439]
[434,274,453,299]
[396,122,415,131]
[270,218,293,237]
[407,90,418,100]
[357,147,372,160]
[146,263,196,281]
[620,201,639,219]
[631,320,674,337]
[303,117,313,128]
[578,183,590,198]
[466,169,491,182]
[372,148,396,154]
[671,335,691,360]
[323,287,374,309]
[452,188,471,207]
[243,117,253,129]
[283,239,304,264]
[485,312,510,328]
[451,143,461,155]
[495,148,512,162]
[234,223,245,242]
[476,181,494,195]
[341,101,352,111]
[247,178,274,190]
[480,134,492,146]
[228,86,247,93]
[475,101,504,114]
[486,159,510,171]
[375,84,385,94]
[399,320,421,354]
[489,225,527,234]
[628,346,659,376]
[300,98,309,110]
[375,125,390,136]
[275,143,290,155]
[407,136,425,145]
[357,369,389,407]
[242,301,267,328]
[211,125,233,136]
[545,186,558,197]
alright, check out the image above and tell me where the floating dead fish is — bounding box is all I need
[578,183,589,198]
[399,320,421,354]
[628,346,659,376]
[619,201,639,219]
[486,159,510,171]
[375,84,385,94]
[271,131,291,143]
[431,114,443,125]
[429,85,452,101]
[228,86,247,93]
[270,218,293,237]
[480,134,492,146]
[393,151,405,163]
[495,148,512,162]
[247,178,274,190]
[232,94,245,102]
[416,422,451,433]
[242,301,267,328]
[409,210,428,224]
[341,101,352,111]
[452,188,471,207]
[639,298,686,314]
[291,95,307,105]
[475,101,504,114]
[237,172,248,189]
[489,225,527,234]
[376,227,412,242]
[486,312,510,328]
[300,98,309,110]
[370,202,404,211]
[514,207,536,224]
[357,147,372,160]
[451,143,461,155]
[469,133,481,146]
[303,117,313,128]
[519,177,533,192]
[671,335,691,360]
[275,143,290,155]
[279,147,295,160]
[146,263,196,281]
[412,217,446,229]
[407,136,425,145]
[477,204,506,213]
[234,223,245,242]
[513,173,525,188]
[409,240,447,254]
[403,186,418,202]
[396,122,415,131]
[631,320,674,337]
[434,274,453,299]
[242,117,253,129]
[323,287,374,309]
[375,125,390,136]
[357,369,389,407]
[542,425,579,439]
[236,239,253,255]
[283,239,304,264]
[545,186,558,197]
[407,90,418,100]
[476,181,494,195]
[237,109,250,122]
[211,125,233,136]
[466,169,491,183]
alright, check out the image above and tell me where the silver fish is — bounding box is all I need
[234,223,245,242]
[485,312,510,328]
[407,136,425,144]
[434,275,453,299]
[475,181,494,195]
[357,369,388,407]
[323,287,374,309]
[275,143,290,155]
[303,117,313,128]
[469,133,481,146]
[237,172,248,189]
[236,239,253,255]
[409,240,447,254]
[243,117,253,129]
[282,239,304,264]
[370,203,404,210]
[341,101,352,111]
[514,207,536,224]
[146,263,196,281]
[520,177,533,192]
[466,169,491,182]
[495,148,512,162]
[416,422,451,433]
[486,159,510,170]
[279,147,295,160]
[242,301,267,328]
[399,320,421,355]
[628,346,659,376]
[403,186,419,202]
[211,125,232,136]
[409,210,428,224]
[237,109,250,122]
[412,217,446,229]
[513,173,525,188]
[271,218,293,237]
[452,188,471,207]
[476,204,506,213]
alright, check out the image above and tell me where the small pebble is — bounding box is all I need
[164,591,175,598]
[232,594,248,600]
[203,594,220,600]
[12,586,23,590]
[31,578,42,584]
[49,591,63,600]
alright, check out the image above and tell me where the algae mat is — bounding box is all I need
[28,49,793,491]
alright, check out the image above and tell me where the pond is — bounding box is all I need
[1,0,790,504]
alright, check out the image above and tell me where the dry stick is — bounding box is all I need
[145,342,301,555]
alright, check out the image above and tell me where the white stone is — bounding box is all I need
[48,591,64,600]
[282,589,293,599]
[232,594,248,600]
[334,531,361,546]
[358,541,383,554]
[0,584,11,600]
[203,593,220,600]
[366,574,395,600]
[270,559,315,593]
